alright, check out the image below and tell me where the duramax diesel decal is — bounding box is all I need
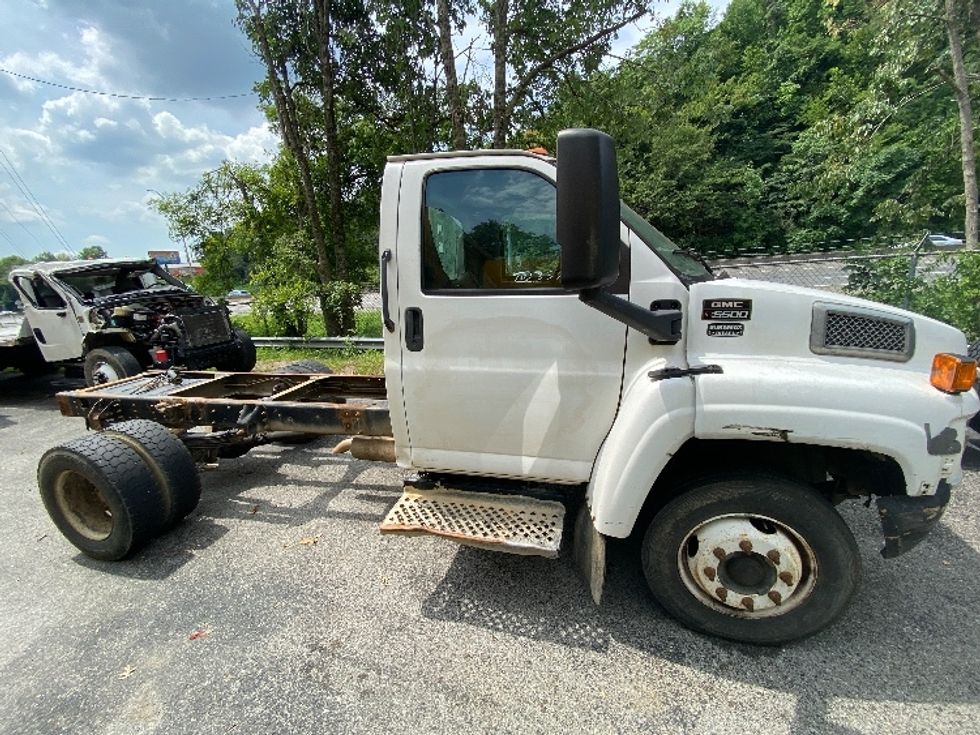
[701,299,752,321]
[707,323,744,337]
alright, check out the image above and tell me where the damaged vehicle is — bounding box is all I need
[5,258,255,384]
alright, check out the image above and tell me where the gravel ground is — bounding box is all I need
[1,372,978,734]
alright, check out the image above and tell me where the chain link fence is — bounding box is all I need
[708,244,968,309]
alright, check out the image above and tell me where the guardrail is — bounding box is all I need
[251,336,384,351]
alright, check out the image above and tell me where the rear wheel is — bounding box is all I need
[641,474,860,645]
[37,433,168,560]
[102,419,202,528]
[84,346,141,386]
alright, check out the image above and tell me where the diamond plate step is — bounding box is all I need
[380,486,565,558]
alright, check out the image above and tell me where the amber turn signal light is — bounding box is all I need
[930,353,977,393]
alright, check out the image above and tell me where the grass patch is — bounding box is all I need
[232,308,383,338]
[255,347,384,375]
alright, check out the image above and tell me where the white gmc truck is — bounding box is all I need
[39,130,979,645]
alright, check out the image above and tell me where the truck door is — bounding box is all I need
[391,158,628,483]
[12,274,82,361]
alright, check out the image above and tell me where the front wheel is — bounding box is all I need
[216,327,257,372]
[83,346,141,386]
[641,474,860,645]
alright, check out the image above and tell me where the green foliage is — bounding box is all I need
[320,280,362,336]
[250,232,319,338]
[846,251,980,340]
[255,347,384,375]
[77,245,108,260]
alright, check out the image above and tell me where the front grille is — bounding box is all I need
[180,311,232,348]
[811,303,913,362]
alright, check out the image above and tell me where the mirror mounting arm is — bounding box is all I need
[579,288,682,344]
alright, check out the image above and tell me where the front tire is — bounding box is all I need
[641,474,860,645]
[216,327,257,372]
[84,346,141,386]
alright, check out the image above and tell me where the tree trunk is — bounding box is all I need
[315,0,356,334]
[436,0,466,149]
[945,0,978,249]
[240,0,333,292]
[491,0,509,148]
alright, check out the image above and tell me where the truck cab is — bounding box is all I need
[378,129,979,643]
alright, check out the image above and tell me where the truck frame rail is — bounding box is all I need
[57,370,392,439]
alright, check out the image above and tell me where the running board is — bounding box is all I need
[380,485,565,558]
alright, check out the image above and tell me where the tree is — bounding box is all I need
[77,245,108,260]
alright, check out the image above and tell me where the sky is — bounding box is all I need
[0,0,728,263]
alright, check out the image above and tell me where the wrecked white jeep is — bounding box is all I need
[5,258,255,384]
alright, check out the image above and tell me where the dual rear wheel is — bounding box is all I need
[38,420,201,561]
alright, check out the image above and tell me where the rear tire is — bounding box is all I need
[38,433,168,560]
[641,474,860,645]
[102,419,202,527]
[84,346,141,386]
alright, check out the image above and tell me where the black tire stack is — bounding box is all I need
[37,420,201,560]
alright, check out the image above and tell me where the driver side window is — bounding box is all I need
[422,168,561,292]
[15,276,65,309]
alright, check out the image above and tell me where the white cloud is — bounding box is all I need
[1,25,116,94]
[82,234,110,247]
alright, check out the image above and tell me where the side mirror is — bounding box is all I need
[556,128,620,291]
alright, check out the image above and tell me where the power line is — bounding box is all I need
[0,198,49,253]
[0,67,254,102]
[0,227,29,258]
[0,150,75,256]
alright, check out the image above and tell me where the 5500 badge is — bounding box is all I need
[701,299,752,321]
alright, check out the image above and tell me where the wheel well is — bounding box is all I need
[631,438,905,537]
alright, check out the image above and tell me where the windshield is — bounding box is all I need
[57,264,186,301]
[620,203,712,283]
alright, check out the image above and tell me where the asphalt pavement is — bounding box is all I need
[1,371,978,734]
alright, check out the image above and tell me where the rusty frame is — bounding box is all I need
[56,370,392,438]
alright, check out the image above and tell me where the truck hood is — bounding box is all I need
[687,279,968,375]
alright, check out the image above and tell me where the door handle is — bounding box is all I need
[405,307,424,352]
[381,249,395,333]
[55,311,66,317]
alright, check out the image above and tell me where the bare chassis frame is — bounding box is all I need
[56,370,393,455]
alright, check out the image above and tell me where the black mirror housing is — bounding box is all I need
[556,129,621,291]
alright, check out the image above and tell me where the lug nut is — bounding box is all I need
[741,597,754,611]
[713,547,726,561]
[779,571,794,586]
[767,550,780,564]
[768,591,783,605]
[703,567,716,581]
[739,539,753,553]
[715,587,728,601]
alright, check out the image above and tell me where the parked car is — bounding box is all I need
[926,234,964,247]
[226,289,252,298]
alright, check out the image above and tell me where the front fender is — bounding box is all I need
[587,369,695,538]
[694,358,978,497]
